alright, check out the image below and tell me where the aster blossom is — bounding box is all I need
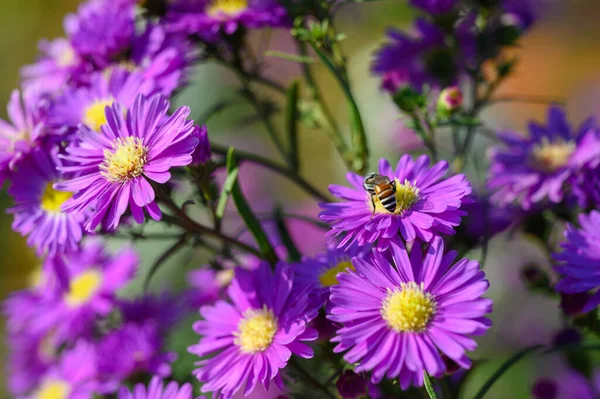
[320,155,471,250]
[328,237,492,388]
[188,262,318,398]
[487,105,600,209]
[56,94,198,231]
[118,376,194,399]
[554,210,600,314]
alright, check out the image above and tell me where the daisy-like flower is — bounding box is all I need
[44,241,138,339]
[0,88,47,175]
[319,155,471,250]
[166,0,288,37]
[56,94,198,231]
[328,237,492,388]
[188,262,318,398]
[118,376,194,399]
[488,106,600,209]
[49,69,144,135]
[7,148,84,256]
[554,210,600,313]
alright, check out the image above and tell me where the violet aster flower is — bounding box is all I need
[55,94,198,231]
[554,210,600,313]
[328,237,492,388]
[118,376,194,399]
[7,148,84,256]
[191,125,211,165]
[410,0,458,14]
[188,262,318,398]
[0,88,47,175]
[488,106,600,210]
[319,155,471,250]
[166,0,288,38]
[532,371,598,399]
[49,69,144,135]
[119,294,186,334]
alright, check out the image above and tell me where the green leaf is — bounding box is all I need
[472,345,545,399]
[215,163,239,220]
[285,80,301,171]
[265,51,316,64]
[273,205,302,262]
[226,148,278,265]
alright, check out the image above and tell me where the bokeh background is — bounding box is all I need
[2,0,600,397]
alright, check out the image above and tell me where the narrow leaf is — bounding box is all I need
[285,80,301,170]
[215,165,239,219]
[226,148,278,264]
[265,50,316,64]
[144,236,187,293]
[274,205,302,262]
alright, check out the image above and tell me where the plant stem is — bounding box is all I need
[423,372,439,399]
[211,143,330,202]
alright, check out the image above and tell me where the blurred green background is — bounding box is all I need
[2,0,600,397]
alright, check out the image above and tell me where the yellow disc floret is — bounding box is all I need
[531,138,575,172]
[381,282,436,333]
[100,136,148,183]
[373,178,420,215]
[207,0,248,17]
[40,182,73,213]
[34,380,71,399]
[83,99,114,132]
[319,260,355,287]
[234,306,278,354]
[65,269,103,307]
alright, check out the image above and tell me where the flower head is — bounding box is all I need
[488,106,600,209]
[188,262,318,398]
[191,125,211,165]
[554,210,600,314]
[410,0,458,15]
[532,370,598,399]
[328,237,492,387]
[118,376,194,399]
[166,0,288,38]
[56,94,198,231]
[320,155,471,250]
[7,148,84,256]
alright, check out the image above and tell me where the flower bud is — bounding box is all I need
[191,125,211,165]
[560,292,589,317]
[437,86,463,116]
[336,370,367,399]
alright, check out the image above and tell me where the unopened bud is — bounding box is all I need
[336,370,367,399]
[437,86,463,116]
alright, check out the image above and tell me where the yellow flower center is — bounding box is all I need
[531,139,575,172]
[65,269,103,307]
[40,182,73,213]
[83,99,114,132]
[319,260,355,287]
[234,306,278,354]
[207,0,248,17]
[381,282,436,333]
[100,136,148,183]
[373,178,420,215]
[28,265,44,288]
[56,44,76,67]
[34,380,71,399]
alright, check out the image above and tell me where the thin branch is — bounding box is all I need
[489,94,566,106]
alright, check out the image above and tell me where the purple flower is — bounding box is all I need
[6,148,84,256]
[30,340,99,399]
[166,0,288,38]
[119,294,186,334]
[97,322,177,389]
[185,268,228,310]
[188,262,318,398]
[118,376,194,399]
[554,210,600,313]
[319,155,471,250]
[532,371,598,399]
[56,94,198,231]
[191,125,211,165]
[0,88,47,175]
[460,194,517,240]
[49,69,145,135]
[328,237,492,388]
[410,0,458,15]
[488,106,600,209]
[501,0,536,32]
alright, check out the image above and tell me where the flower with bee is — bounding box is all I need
[319,155,472,250]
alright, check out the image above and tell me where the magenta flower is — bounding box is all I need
[191,124,211,165]
[7,148,84,256]
[328,237,492,388]
[188,262,318,398]
[319,155,471,250]
[56,94,198,231]
[118,376,194,399]
[554,210,600,314]
[488,106,600,209]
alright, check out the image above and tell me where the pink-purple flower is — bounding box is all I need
[56,94,198,231]
[188,262,318,398]
[319,155,471,250]
[328,237,492,388]
[118,376,194,399]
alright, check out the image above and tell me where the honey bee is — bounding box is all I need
[363,173,397,216]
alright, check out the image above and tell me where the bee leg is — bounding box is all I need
[370,195,376,219]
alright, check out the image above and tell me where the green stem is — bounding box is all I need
[289,358,337,399]
[423,372,439,399]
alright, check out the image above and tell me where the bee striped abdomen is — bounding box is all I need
[376,185,397,213]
